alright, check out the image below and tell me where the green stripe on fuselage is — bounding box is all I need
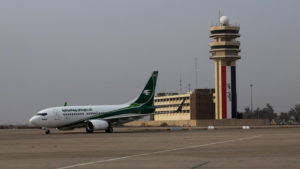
[58,103,142,129]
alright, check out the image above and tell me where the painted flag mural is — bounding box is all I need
[220,65,237,119]
[226,67,232,119]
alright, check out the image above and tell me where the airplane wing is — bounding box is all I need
[58,121,86,130]
[104,113,150,126]
[58,113,150,130]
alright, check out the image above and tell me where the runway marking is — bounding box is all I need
[57,135,262,169]
[190,161,210,169]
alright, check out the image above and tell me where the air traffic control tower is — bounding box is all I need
[209,16,241,120]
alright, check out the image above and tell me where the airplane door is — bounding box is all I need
[54,109,60,120]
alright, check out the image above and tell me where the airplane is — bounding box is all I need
[29,71,158,134]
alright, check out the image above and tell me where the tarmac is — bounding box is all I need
[1,127,300,169]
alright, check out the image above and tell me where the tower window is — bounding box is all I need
[211,30,239,34]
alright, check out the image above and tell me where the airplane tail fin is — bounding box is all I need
[133,71,158,107]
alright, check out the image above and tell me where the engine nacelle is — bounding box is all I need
[87,119,109,131]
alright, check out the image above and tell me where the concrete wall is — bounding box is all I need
[124,119,269,127]
[154,113,190,121]
[196,119,268,127]
[124,120,194,127]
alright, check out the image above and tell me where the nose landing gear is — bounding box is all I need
[45,129,50,134]
[105,126,113,133]
[42,127,50,134]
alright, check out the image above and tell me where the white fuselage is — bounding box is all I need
[29,104,128,128]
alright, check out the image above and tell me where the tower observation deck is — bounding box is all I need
[209,16,241,120]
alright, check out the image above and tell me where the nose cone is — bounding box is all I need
[29,116,39,126]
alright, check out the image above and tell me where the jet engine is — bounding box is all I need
[86,119,109,132]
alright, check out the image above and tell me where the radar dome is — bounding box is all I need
[220,16,229,25]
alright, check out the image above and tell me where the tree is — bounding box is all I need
[241,104,277,120]
[278,112,289,123]
[261,103,276,121]
[243,107,254,119]
[253,108,261,119]
[240,103,300,123]
[288,104,300,122]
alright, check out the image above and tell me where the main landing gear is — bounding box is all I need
[86,126,113,133]
[86,127,94,133]
[42,128,50,134]
[105,126,113,133]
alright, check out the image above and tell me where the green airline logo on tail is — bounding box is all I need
[143,90,152,96]
[133,71,158,106]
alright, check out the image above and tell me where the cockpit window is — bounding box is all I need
[37,113,47,116]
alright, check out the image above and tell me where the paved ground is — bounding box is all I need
[1,127,300,169]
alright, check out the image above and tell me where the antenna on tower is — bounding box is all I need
[218,10,222,24]
[179,72,182,93]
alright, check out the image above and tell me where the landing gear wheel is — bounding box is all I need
[86,128,94,133]
[45,129,50,134]
[105,126,113,133]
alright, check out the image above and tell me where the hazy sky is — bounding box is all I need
[1,0,300,124]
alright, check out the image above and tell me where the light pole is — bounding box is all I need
[195,57,198,89]
[250,84,254,117]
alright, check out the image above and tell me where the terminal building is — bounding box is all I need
[152,89,215,121]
